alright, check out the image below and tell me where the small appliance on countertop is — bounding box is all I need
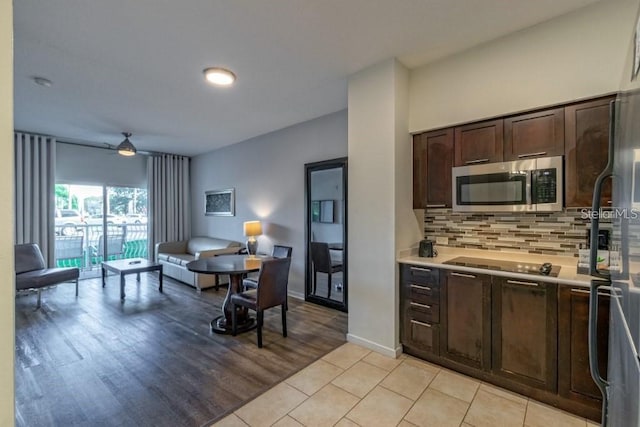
[418,239,437,257]
[444,256,561,278]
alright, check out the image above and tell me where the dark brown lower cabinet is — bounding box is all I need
[558,285,610,409]
[492,277,558,391]
[441,270,491,370]
[399,263,606,422]
[404,316,440,355]
[400,265,441,356]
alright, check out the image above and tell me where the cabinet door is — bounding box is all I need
[504,108,564,161]
[565,97,614,207]
[413,129,454,209]
[492,277,557,391]
[441,270,491,370]
[454,119,504,166]
[558,285,609,408]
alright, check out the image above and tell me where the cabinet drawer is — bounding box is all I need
[402,264,439,285]
[408,319,440,355]
[409,283,440,304]
[410,301,440,324]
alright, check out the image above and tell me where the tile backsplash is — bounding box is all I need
[423,208,610,257]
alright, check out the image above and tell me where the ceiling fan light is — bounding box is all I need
[117,132,137,156]
[204,67,236,86]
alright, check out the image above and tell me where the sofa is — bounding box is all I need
[155,236,243,291]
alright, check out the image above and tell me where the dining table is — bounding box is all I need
[186,254,271,334]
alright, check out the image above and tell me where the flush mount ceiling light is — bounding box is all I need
[32,76,53,87]
[203,67,236,86]
[116,132,137,156]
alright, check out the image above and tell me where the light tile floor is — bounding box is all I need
[211,343,601,427]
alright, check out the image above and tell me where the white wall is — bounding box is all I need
[348,59,421,356]
[409,0,638,133]
[394,56,423,348]
[191,110,347,297]
[0,0,15,424]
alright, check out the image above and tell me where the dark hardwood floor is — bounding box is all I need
[15,272,347,427]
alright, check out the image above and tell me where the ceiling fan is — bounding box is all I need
[116,132,136,156]
[104,132,154,156]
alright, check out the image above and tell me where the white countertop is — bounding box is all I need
[397,246,593,287]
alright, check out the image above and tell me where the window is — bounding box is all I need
[54,184,148,278]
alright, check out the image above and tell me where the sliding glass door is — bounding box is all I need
[54,183,148,278]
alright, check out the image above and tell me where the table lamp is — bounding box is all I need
[243,220,262,256]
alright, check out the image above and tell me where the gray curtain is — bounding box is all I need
[14,132,57,266]
[147,154,191,259]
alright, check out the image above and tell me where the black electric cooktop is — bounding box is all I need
[443,256,561,278]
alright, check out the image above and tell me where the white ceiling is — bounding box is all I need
[13,0,599,157]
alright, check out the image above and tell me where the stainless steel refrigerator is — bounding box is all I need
[589,89,640,426]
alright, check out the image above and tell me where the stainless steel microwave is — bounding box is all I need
[452,156,563,212]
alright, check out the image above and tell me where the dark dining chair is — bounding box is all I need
[242,245,292,290]
[231,257,291,348]
[310,241,343,299]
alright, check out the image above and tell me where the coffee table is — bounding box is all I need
[101,258,163,300]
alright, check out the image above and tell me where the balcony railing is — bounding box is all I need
[54,224,148,276]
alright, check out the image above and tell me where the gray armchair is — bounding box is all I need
[15,243,80,308]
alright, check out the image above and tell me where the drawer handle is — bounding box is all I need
[410,284,432,291]
[571,288,590,295]
[451,272,476,279]
[410,319,432,328]
[410,302,432,309]
[465,158,489,165]
[517,151,547,159]
[507,279,539,287]
[571,288,610,297]
[426,204,446,208]
[410,266,432,273]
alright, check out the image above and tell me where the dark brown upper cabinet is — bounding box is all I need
[565,97,615,207]
[454,119,504,166]
[504,107,565,161]
[413,129,454,209]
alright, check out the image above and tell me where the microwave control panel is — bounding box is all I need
[532,168,557,203]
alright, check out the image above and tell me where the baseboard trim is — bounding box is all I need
[288,290,305,301]
[346,333,402,359]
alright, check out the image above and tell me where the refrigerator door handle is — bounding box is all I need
[590,100,616,279]
[588,280,610,425]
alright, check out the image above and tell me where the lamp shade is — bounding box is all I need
[243,220,262,237]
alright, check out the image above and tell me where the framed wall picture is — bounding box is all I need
[205,188,235,216]
[310,200,334,223]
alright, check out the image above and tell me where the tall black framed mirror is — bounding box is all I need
[305,157,347,312]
